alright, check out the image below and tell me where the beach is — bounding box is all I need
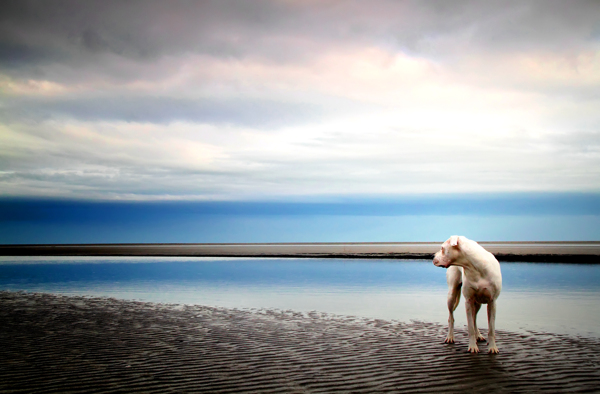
[2,241,600,262]
[1,291,600,393]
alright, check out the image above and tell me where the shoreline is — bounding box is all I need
[2,241,600,262]
[1,291,600,393]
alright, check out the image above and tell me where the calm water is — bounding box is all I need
[1,257,600,338]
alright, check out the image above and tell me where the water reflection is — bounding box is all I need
[1,257,599,337]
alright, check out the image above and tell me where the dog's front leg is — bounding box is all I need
[474,303,486,342]
[487,300,499,354]
[465,298,479,353]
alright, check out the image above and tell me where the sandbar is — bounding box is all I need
[1,241,600,262]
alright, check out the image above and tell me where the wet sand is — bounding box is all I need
[2,241,600,262]
[1,291,600,393]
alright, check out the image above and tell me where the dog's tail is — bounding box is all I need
[453,284,462,311]
[449,282,462,312]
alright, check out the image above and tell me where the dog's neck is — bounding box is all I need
[451,242,496,281]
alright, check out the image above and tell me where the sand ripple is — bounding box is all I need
[1,291,600,393]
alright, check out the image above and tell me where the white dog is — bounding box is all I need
[433,236,502,354]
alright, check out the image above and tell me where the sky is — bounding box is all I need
[1,1,600,243]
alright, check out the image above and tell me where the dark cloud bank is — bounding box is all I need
[2,193,600,223]
[2,0,598,75]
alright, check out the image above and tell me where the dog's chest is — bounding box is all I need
[473,289,493,304]
[464,279,496,303]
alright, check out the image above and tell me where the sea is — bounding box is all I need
[1,256,600,338]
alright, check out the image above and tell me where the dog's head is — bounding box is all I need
[433,235,462,268]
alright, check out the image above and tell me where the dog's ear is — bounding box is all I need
[450,236,460,248]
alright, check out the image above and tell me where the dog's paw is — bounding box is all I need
[444,337,455,344]
[477,335,486,343]
[488,346,499,354]
[467,345,480,353]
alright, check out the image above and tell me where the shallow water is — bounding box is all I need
[1,256,599,337]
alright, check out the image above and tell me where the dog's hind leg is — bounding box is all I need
[444,266,462,344]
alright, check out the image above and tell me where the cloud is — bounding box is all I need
[1,0,599,200]
[2,93,326,127]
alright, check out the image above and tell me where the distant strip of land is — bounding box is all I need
[1,242,600,262]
